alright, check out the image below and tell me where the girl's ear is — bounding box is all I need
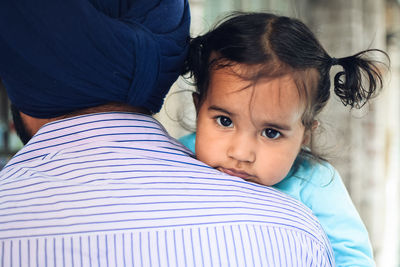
[302,130,311,146]
[311,120,320,131]
[302,120,319,145]
[192,92,200,113]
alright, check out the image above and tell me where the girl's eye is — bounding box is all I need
[262,128,281,139]
[216,116,233,127]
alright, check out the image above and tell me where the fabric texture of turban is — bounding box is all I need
[0,0,190,118]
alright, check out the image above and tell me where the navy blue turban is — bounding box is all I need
[0,0,190,118]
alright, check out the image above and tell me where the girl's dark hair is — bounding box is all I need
[183,12,388,158]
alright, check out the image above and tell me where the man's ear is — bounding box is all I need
[192,92,200,113]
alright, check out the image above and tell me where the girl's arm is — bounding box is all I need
[274,159,375,267]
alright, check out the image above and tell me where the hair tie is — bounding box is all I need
[330,57,340,66]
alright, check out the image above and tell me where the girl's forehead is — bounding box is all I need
[209,62,319,104]
[209,64,297,93]
[208,68,304,109]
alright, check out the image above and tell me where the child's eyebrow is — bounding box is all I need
[262,122,292,131]
[208,105,234,116]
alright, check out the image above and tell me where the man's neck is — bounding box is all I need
[19,103,151,138]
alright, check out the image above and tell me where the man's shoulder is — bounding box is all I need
[0,152,334,265]
[0,153,331,239]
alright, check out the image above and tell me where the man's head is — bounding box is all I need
[0,0,190,140]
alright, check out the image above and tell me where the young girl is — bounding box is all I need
[179,12,387,266]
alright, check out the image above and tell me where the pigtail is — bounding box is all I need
[331,49,387,109]
[182,35,213,99]
[182,36,206,79]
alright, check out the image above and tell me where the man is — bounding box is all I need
[0,0,334,265]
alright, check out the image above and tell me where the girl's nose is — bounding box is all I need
[227,136,256,163]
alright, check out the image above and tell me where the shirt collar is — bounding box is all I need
[3,112,191,171]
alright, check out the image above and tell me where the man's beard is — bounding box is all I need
[10,104,33,145]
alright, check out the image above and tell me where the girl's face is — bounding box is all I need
[195,66,307,186]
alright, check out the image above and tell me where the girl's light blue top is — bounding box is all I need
[180,132,375,267]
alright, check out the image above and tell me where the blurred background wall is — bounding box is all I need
[0,0,399,265]
[155,0,400,266]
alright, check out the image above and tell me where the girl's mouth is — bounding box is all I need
[218,167,251,180]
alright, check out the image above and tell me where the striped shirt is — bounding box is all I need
[0,112,334,266]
